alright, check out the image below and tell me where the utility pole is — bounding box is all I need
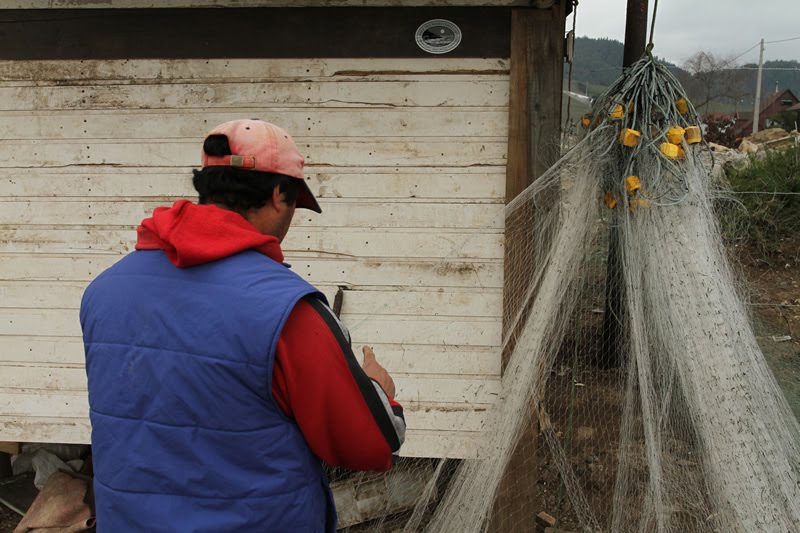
[601,0,649,368]
[623,0,649,68]
[752,38,764,135]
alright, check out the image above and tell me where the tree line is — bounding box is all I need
[566,36,800,115]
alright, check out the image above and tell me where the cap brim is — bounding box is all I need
[296,178,322,214]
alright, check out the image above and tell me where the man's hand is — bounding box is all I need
[361,345,396,399]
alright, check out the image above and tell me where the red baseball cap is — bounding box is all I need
[201,119,321,213]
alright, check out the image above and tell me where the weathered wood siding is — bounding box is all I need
[4,1,529,7]
[0,58,507,458]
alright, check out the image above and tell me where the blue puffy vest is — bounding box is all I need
[80,249,336,532]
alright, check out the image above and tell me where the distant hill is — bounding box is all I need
[565,37,683,96]
[567,37,624,89]
[743,59,800,99]
[565,36,800,110]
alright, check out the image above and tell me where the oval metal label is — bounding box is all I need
[415,19,462,55]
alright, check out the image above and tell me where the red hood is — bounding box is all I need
[135,200,284,267]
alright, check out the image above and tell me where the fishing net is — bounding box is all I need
[336,55,800,532]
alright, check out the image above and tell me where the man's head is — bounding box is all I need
[192,119,320,242]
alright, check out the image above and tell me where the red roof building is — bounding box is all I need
[734,88,799,138]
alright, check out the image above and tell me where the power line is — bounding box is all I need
[764,36,800,45]
[733,67,800,72]
[725,42,761,66]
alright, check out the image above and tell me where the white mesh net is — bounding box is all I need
[335,56,800,532]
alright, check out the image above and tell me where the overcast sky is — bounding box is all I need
[574,0,800,66]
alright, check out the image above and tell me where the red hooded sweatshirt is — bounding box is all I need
[136,200,405,471]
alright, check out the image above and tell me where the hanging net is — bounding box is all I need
[336,54,800,532]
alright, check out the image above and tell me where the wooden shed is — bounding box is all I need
[0,1,569,461]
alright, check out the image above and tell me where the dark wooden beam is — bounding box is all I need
[623,0,649,68]
[0,7,512,59]
[601,0,648,368]
[493,3,566,531]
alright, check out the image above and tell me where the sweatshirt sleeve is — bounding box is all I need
[272,296,406,471]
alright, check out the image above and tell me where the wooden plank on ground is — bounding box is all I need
[0,442,20,455]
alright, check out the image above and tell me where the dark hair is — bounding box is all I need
[192,134,299,215]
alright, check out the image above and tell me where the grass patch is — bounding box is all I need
[721,144,800,255]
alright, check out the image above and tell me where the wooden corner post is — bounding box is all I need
[492,2,566,531]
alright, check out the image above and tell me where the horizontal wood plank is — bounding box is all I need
[0,415,91,445]
[0,338,85,365]
[0,281,503,318]
[338,343,501,376]
[0,227,504,259]
[0,391,88,418]
[1,1,527,7]
[0,374,498,409]
[0,139,507,168]
[0,254,119,281]
[0,366,489,430]
[0,168,506,200]
[0,338,501,376]
[341,315,501,347]
[0,281,87,310]
[0,81,509,110]
[0,109,507,139]
[401,429,479,458]
[0,308,501,347]
[0,58,509,83]
[0,254,503,287]
[0,8,511,60]
[0,200,504,230]
[0,415,480,458]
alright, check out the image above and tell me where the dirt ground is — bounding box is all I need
[523,236,800,531]
[737,235,800,416]
[0,506,20,532]
[737,235,800,353]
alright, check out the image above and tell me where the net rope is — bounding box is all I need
[337,54,800,533]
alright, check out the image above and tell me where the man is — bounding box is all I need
[80,119,405,532]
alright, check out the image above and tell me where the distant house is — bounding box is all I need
[734,88,799,138]
[785,102,800,131]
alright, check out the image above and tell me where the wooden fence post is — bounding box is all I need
[491,3,566,531]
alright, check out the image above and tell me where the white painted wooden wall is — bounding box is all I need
[5,1,528,7]
[0,58,508,459]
